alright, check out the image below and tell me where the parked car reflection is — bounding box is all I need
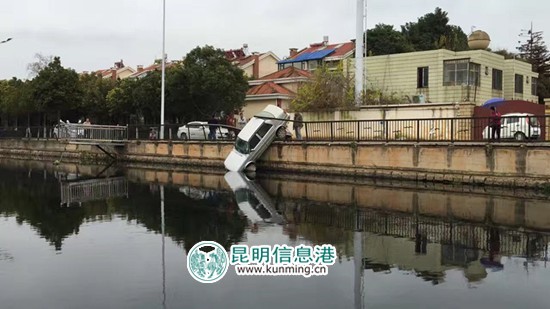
[224,171,284,225]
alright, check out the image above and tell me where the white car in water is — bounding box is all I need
[177,121,232,140]
[224,105,289,172]
[482,113,541,141]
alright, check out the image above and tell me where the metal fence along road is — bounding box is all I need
[1,115,548,143]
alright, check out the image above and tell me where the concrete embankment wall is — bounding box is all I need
[0,139,549,188]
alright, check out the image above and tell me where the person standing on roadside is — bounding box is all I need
[237,111,247,130]
[490,106,501,141]
[293,112,303,140]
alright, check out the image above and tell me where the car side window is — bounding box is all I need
[256,123,273,138]
[507,117,519,125]
[250,135,261,150]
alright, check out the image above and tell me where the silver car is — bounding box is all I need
[224,105,289,172]
[177,121,231,140]
[482,113,541,141]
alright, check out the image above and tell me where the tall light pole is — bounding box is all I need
[355,0,365,106]
[160,0,166,139]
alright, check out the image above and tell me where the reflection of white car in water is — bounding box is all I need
[177,121,231,140]
[224,171,284,225]
[224,105,289,172]
[482,113,541,141]
[179,186,217,200]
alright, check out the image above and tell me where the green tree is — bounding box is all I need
[165,63,188,123]
[0,78,33,127]
[106,78,137,124]
[29,57,81,124]
[291,65,354,111]
[366,24,413,56]
[180,45,248,120]
[79,73,116,123]
[401,7,468,52]
[517,28,550,103]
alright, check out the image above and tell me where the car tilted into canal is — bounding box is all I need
[224,105,290,172]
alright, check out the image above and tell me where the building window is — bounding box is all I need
[417,67,429,88]
[492,69,503,90]
[532,77,538,96]
[443,59,480,86]
[515,74,524,94]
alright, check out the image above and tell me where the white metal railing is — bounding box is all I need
[54,122,127,142]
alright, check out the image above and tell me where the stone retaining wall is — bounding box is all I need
[0,139,548,188]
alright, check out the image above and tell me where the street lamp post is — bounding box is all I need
[160,0,166,139]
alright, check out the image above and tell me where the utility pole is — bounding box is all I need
[160,0,166,140]
[355,0,365,106]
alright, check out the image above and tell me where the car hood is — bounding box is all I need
[224,150,247,172]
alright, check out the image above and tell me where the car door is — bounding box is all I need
[249,122,274,155]
[186,122,204,139]
[502,116,518,139]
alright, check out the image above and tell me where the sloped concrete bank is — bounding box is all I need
[0,139,549,189]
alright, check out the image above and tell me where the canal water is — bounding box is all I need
[0,159,549,309]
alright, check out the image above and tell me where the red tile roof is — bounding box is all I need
[128,62,176,78]
[259,66,312,80]
[247,81,295,96]
[225,49,246,61]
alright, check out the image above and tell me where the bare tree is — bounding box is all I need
[27,53,54,78]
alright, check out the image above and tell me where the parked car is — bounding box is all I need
[53,120,83,139]
[224,171,284,225]
[177,121,232,140]
[224,105,289,172]
[482,113,541,141]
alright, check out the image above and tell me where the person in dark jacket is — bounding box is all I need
[490,106,501,141]
[208,114,219,140]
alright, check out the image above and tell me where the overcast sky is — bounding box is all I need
[0,0,547,80]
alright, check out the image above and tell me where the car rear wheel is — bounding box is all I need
[514,132,526,141]
[179,133,188,140]
[245,162,256,173]
[276,127,286,139]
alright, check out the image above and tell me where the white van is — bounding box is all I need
[482,113,541,140]
[224,105,289,172]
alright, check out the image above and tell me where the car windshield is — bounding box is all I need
[529,117,540,127]
[235,137,250,154]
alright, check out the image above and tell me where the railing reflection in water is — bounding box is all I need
[60,177,128,206]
